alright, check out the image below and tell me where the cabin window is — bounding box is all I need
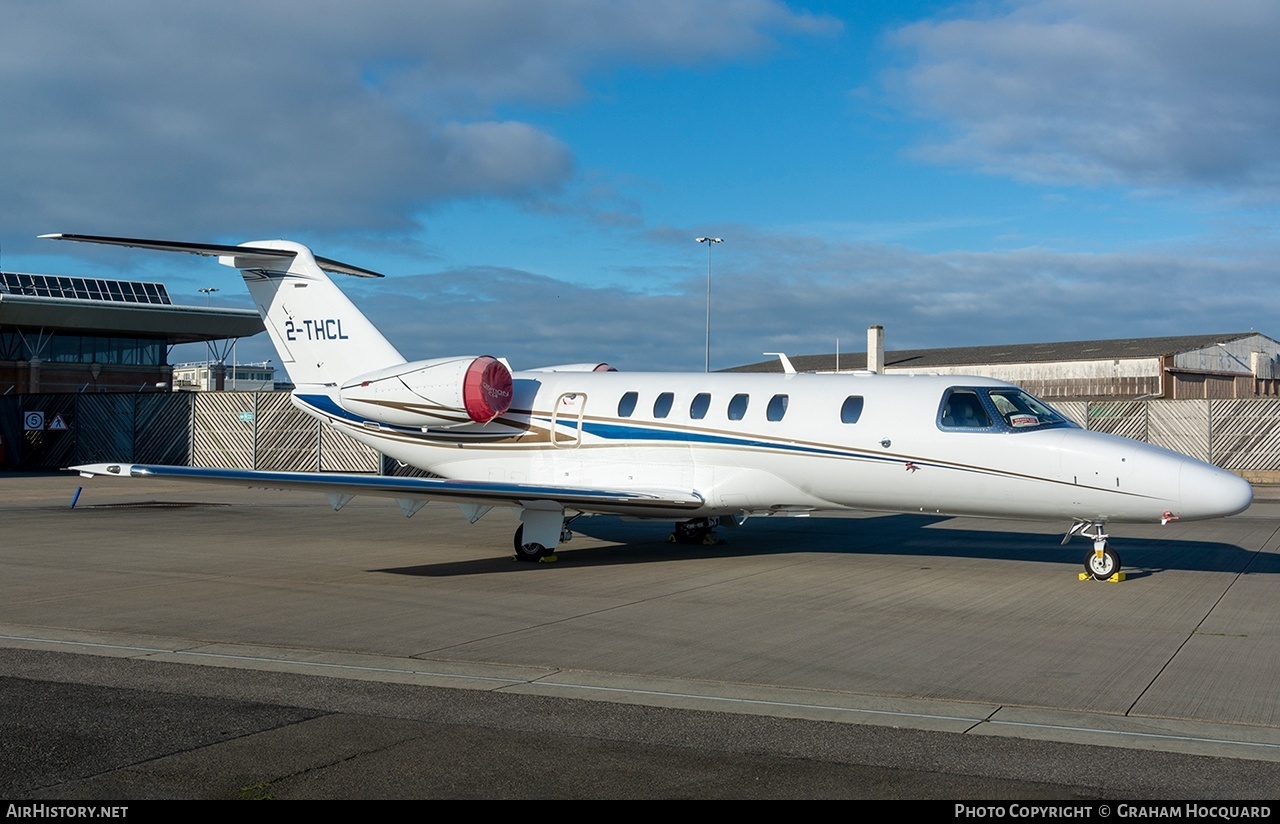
[618,392,638,418]
[653,392,674,418]
[840,396,864,424]
[940,389,992,428]
[767,394,789,421]
[690,393,711,420]
[727,393,749,421]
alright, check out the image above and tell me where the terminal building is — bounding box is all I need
[171,361,277,392]
[0,269,263,394]
[731,329,1280,401]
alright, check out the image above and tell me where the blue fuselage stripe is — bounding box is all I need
[298,394,973,476]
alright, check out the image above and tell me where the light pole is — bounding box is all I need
[696,237,722,372]
[198,288,219,389]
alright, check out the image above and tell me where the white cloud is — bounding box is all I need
[889,0,1280,194]
[0,0,834,244]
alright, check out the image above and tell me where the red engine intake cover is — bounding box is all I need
[462,356,513,423]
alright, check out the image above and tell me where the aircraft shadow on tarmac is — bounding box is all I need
[375,513,1273,578]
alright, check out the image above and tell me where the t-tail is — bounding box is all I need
[39,234,406,388]
[221,240,405,388]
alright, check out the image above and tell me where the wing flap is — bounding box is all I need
[70,464,704,516]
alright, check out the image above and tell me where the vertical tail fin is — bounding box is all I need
[220,240,405,387]
[39,234,407,388]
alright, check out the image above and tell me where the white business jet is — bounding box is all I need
[47,233,1253,579]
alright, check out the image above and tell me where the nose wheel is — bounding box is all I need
[1085,543,1121,580]
[1065,519,1123,581]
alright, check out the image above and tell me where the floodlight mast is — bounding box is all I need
[696,237,722,373]
[199,287,221,382]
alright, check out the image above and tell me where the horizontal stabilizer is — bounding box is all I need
[70,464,705,516]
[40,233,384,278]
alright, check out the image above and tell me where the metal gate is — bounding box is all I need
[0,392,191,470]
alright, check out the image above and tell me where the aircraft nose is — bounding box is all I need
[1179,459,1253,519]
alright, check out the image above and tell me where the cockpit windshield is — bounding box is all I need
[939,387,1075,432]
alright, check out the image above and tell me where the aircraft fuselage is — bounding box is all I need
[299,370,1251,526]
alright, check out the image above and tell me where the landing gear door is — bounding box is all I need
[552,392,585,447]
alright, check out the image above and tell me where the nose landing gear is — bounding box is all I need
[1065,520,1123,581]
[1086,542,1121,580]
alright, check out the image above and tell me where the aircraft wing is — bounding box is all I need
[69,463,704,516]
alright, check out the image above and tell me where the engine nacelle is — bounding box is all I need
[339,355,513,429]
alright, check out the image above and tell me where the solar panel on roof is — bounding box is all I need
[0,271,172,305]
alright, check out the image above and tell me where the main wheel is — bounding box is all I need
[516,541,550,562]
[513,525,551,561]
[673,519,709,544]
[1085,545,1121,580]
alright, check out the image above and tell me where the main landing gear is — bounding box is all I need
[512,519,576,563]
[1065,520,1122,581]
[668,517,725,546]
[514,515,725,561]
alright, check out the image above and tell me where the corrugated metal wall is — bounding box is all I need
[0,394,77,470]
[1211,399,1280,472]
[191,392,255,470]
[1087,400,1147,440]
[1150,400,1211,463]
[252,392,320,472]
[1054,401,1088,428]
[322,424,382,472]
[3,392,1280,474]
[1,392,375,472]
[0,393,191,470]
[134,393,195,465]
[189,392,378,472]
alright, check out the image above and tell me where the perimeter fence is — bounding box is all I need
[3,393,1280,478]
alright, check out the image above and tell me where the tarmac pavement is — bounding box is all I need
[2,472,1279,799]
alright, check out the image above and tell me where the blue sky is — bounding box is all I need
[3,1,1279,371]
